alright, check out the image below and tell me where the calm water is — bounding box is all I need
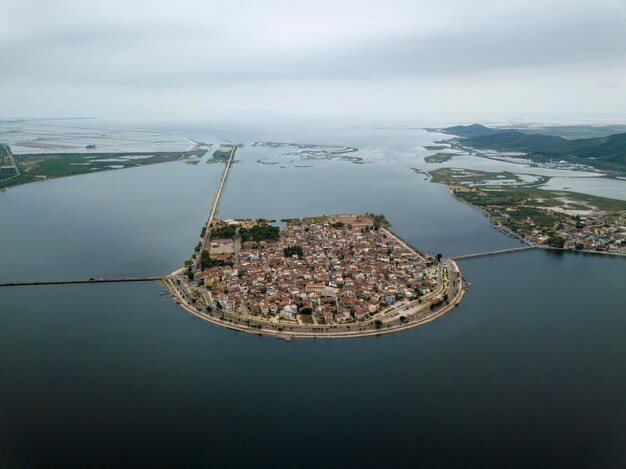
[0,119,625,467]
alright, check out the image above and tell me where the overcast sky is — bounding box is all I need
[1,0,626,121]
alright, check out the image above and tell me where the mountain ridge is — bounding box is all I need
[441,124,626,172]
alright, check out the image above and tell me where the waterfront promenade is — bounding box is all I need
[165,257,464,340]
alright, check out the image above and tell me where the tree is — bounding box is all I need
[300,307,312,315]
[374,320,383,328]
[283,245,303,258]
[200,249,212,270]
[547,235,565,248]
[240,224,280,243]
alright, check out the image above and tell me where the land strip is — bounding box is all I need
[0,146,208,189]
[424,152,456,163]
[194,145,237,270]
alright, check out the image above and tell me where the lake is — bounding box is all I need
[0,118,624,467]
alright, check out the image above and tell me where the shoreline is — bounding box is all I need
[445,186,626,258]
[164,259,466,340]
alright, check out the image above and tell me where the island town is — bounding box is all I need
[165,214,464,339]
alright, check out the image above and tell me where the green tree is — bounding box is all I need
[283,245,303,258]
[547,235,566,248]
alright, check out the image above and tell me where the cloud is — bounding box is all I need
[1,0,626,118]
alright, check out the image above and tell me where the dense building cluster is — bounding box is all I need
[199,215,437,324]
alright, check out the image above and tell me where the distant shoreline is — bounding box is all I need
[444,186,626,258]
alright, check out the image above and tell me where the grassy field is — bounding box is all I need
[429,168,625,212]
[207,145,238,164]
[429,168,546,185]
[0,144,18,181]
[0,148,207,189]
[424,152,456,163]
[521,125,626,139]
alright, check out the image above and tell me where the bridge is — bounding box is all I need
[0,277,162,287]
[453,245,537,260]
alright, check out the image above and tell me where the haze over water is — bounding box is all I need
[0,119,624,467]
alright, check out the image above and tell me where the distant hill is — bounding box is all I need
[442,124,626,173]
[440,124,499,138]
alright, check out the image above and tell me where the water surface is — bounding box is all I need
[0,119,624,467]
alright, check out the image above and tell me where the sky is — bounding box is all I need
[1,0,626,121]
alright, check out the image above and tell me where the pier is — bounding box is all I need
[453,245,537,260]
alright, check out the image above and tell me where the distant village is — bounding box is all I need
[492,207,626,255]
[197,215,438,325]
[449,185,626,255]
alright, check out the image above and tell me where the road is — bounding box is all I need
[193,145,237,271]
[381,227,426,261]
[0,144,20,182]
[0,277,162,287]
